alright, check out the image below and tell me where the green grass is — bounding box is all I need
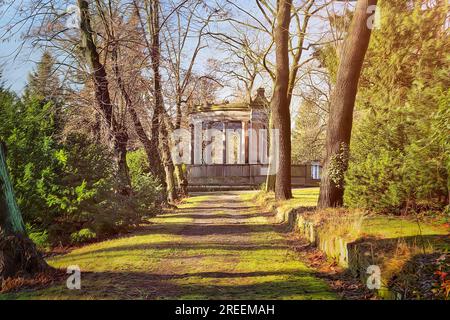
[7,187,444,300]
[241,188,320,214]
[362,216,448,239]
[177,194,213,208]
[1,192,337,300]
[1,230,187,299]
[279,188,320,212]
[232,221,336,300]
[257,187,448,241]
[268,188,449,299]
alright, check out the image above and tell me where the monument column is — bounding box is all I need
[190,124,195,165]
[193,121,203,165]
[241,121,250,164]
[240,121,245,164]
[204,122,212,164]
[249,121,259,164]
[223,122,228,165]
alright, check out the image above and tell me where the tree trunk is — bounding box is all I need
[174,101,188,197]
[175,100,183,130]
[132,0,165,185]
[174,165,188,197]
[0,142,50,282]
[113,130,132,196]
[272,0,293,201]
[150,0,178,203]
[159,118,178,203]
[318,0,377,208]
[78,0,114,128]
[265,113,276,192]
[0,143,25,236]
[111,43,165,190]
[148,108,166,185]
[78,0,132,194]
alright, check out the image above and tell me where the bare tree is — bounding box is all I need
[213,30,268,102]
[78,0,132,194]
[148,0,178,203]
[94,0,166,196]
[210,0,332,196]
[161,1,216,196]
[271,0,293,200]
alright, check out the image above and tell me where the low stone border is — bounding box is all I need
[275,207,400,299]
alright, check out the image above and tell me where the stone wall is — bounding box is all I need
[275,207,397,299]
[187,164,320,189]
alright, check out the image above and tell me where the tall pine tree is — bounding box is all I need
[344,0,449,213]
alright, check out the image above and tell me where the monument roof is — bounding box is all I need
[190,88,268,114]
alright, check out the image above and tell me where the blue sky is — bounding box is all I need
[0,0,253,93]
[0,0,347,95]
[0,0,42,93]
[0,39,41,93]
